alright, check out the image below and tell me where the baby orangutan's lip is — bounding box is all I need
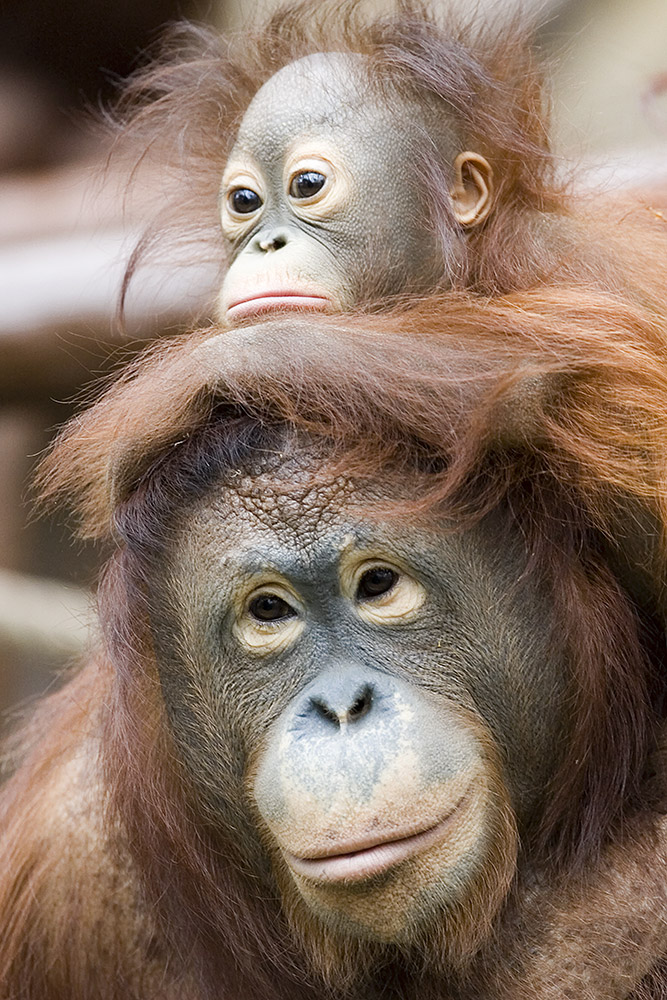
[226,292,332,320]
[284,794,469,884]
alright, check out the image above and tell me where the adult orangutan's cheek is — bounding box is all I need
[251,670,513,940]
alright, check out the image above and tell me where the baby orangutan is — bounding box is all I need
[218,50,492,321]
[117,0,667,327]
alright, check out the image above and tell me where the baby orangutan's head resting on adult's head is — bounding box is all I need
[116,1,667,338]
[117,1,591,325]
[218,51,493,323]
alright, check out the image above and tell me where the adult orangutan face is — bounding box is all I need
[149,446,565,965]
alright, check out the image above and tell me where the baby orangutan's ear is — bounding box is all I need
[450,152,494,227]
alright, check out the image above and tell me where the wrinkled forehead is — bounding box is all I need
[159,462,513,607]
[167,451,422,558]
[233,51,402,153]
[198,471,361,544]
[162,472,379,587]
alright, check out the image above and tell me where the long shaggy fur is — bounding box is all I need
[1,287,661,996]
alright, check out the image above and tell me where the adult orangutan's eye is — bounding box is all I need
[248,593,296,622]
[235,583,303,653]
[343,557,425,624]
[289,171,326,200]
[230,188,262,215]
[357,567,398,602]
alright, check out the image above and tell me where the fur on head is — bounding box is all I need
[25,286,667,996]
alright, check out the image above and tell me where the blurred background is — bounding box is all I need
[1,0,666,723]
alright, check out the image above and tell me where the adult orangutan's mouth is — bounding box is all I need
[284,794,470,884]
[226,292,332,320]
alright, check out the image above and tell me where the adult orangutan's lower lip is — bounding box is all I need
[284,796,469,884]
[226,294,331,320]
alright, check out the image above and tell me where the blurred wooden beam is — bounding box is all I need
[0,568,92,663]
[0,568,93,713]
[0,227,218,400]
[0,158,219,400]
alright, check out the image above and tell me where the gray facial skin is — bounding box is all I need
[219,53,464,324]
[148,462,568,947]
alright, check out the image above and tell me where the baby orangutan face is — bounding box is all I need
[219,52,493,324]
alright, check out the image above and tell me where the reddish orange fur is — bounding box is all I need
[6,8,667,991]
[0,286,661,997]
[39,287,667,544]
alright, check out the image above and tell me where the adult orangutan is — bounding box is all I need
[2,289,667,998]
[116,0,667,325]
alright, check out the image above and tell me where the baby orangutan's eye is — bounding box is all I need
[230,187,262,215]
[356,567,398,602]
[248,593,296,622]
[289,171,326,200]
